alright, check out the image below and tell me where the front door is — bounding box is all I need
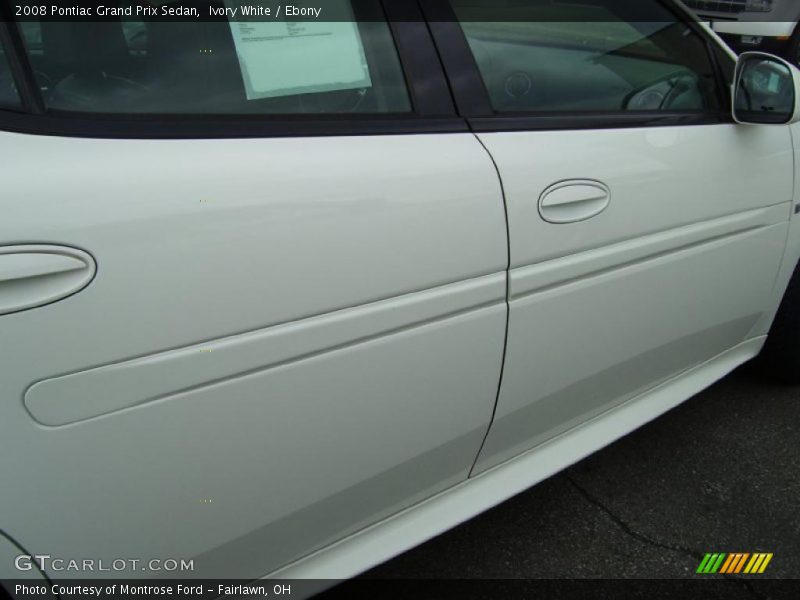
[432,0,795,472]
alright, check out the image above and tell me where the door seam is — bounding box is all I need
[468,132,511,478]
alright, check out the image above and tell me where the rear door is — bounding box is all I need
[427,0,794,472]
[0,4,507,579]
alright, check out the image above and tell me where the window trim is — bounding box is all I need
[0,0,467,139]
[0,110,467,139]
[421,0,736,131]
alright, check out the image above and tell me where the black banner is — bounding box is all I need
[3,0,797,22]
[4,579,800,600]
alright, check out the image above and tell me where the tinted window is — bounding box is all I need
[451,0,721,114]
[19,1,410,114]
[0,43,21,109]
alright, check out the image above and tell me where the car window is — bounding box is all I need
[19,22,42,55]
[450,0,722,114]
[17,0,410,114]
[0,42,21,109]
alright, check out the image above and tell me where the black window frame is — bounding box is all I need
[0,0,467,138]
[420,0,738,132]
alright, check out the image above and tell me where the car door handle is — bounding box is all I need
[539,180,611,224]
[0,245,97,315]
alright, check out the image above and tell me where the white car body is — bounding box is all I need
[684,0,800,59]
[1,0,799,591]
[711,20,795,38]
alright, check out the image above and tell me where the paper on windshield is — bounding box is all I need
[225,0,372,101]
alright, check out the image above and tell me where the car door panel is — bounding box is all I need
[483,125,793,269]
[471,123,792,473]
[477,209,788,471]
[0,131,507,578]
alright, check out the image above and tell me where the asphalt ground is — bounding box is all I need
[322,364,800,598]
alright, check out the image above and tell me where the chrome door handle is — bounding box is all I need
[539,180,610,224]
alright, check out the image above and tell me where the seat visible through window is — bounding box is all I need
[20,0,411,115]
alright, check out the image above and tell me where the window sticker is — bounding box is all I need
[225,0,372,101]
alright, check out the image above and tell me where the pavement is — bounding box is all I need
[333,364,800,596]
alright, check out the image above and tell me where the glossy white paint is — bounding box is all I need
[25,273,505,426]
[265,337,765,589]
[0,132,507,579]
[752,123,800,337]
[486,126,793,271]
[473,124,793,472]
[789,62,800,124]
[2,28,800,593]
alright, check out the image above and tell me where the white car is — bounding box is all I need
[1,0,799,591]
[684,0,800,65]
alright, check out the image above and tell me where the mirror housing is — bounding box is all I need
[733,52,800,125]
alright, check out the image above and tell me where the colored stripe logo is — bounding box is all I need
[697,553,773,574]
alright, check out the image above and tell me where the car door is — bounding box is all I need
[0,5,508,579]
[426,0,795,473]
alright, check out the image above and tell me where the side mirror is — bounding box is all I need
[733,52,800,125]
